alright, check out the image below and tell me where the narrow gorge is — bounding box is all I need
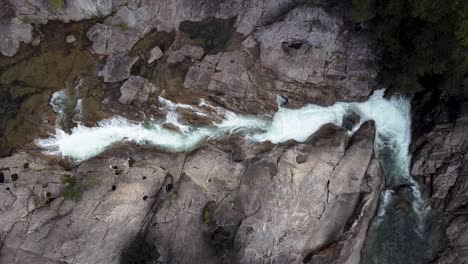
[0,0,467,264]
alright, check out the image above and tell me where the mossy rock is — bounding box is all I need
[3,93,49,145]
[131,30,175,57]
[0,21,101,150]
[49,0,65,11]
[202,201,217,225]
[0,50,96,89]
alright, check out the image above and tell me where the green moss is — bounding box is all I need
[153,61,191,97]
[49,0,65,11]
[202,201,216,224]
[19,17,41,31]
[61,175,84,203]
[61,175,75,186]
[9,86,37,100]
[90,16,99,24]
[0,21,100,152]
[63,187,82,203]
[3,94,48,145]
[120,23,129,31]
[0,50,96,89]
[20,17,31,24]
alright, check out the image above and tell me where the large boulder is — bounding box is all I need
[99,53,139,82]
[118,75,156,106]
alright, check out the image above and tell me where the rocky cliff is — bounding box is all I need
[0,0,467,264]
[411,93,468,264]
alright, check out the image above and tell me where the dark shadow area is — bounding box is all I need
[179,17,236,54]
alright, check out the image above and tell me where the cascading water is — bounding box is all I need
[37,90,429,262]
[50,90,71,128]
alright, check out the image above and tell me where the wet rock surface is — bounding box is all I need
[0,123,382,264]
[2,1,467,264]
[100,54,139,83]
[411,97,468,264]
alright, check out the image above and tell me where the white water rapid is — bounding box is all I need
[37,89,429,263]
[37,90,414,168]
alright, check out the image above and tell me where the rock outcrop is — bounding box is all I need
[0,122,382,264]
[0,1,403,264]
[99,54,139,83]
[2,0,379,109]
[119,75,156,106]
[411,99,468,264]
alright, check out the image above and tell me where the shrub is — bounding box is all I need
[61,175,82,202]
[49,0,65,11]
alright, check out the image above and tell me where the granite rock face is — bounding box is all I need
[411,101,468,264]
[86,23,141,55]
[99,54,139,83]
[119,75,157,106]
[1,0,379,110]
[183,5,378,113]
[0,1,401,264]
[0,123,382,264]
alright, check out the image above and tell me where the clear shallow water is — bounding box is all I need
[37,89,429,262]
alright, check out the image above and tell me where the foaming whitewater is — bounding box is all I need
[37,99,269,162]
[38,90,413,166]
[37,89,428,262]
[50,90,70,127]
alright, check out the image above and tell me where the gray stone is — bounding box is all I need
[86,23,141,55]
[119,76,156,106]
[342,110,361,131]
[66,34,76,43]
[167,45,205,64]
[184,5,379,114]
[99,53,139,82]
[31,36,41,46]
[411,101,468,263]
[0,121,382,264]
[147,46,163,63]
[0,21,33,57]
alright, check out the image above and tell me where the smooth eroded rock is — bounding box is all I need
[100,53,138,82]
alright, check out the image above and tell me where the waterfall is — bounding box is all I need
[37,90,416,169]
[49,88,84,128]
[50,90,71,128]
[37,89,428,262]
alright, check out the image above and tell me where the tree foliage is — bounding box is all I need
[353,0,468,95]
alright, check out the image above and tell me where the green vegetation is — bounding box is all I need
[61,175,82,202]
[20,16,31,24]
[20,17,41,31]
[60,174,99,203]
[352,0,468,95]
[120,23,129,31]
[90,16,98,24]
[49,0,65,11]
[202,201,216,224]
